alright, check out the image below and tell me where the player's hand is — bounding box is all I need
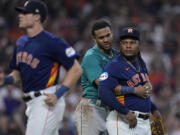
[143,82,152,97]
[125,111,137,128]
[114,85,121,96]
[44,93,58,106]
[152,110,162,120]
[134,85,148,98]
[0,68,5,86]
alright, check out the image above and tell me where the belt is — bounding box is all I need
[89,99,101,106]
[88,99,109,109]
[133,112,150,120]
[22,91,42,102]
[138,113,150,120]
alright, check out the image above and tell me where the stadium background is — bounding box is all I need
[0,0,180,134]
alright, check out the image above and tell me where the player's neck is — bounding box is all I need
[97,46,113,57]
[26,24,44,38]
[104,50,113,56]
[123,56,137,63]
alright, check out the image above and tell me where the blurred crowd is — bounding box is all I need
[0,0,180,135]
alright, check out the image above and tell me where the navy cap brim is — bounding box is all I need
[120,35,140,41]
[15,7,31,13]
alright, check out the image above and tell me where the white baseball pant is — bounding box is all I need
[25,85,65,135]
[74,98,108,135]
[106,111,151,135]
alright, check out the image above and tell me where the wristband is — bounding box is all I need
[120,86,135,94]
[4,76,14,85]
[55,85,69,99]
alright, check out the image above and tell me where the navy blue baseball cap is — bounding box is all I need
[15,0,48,22]
[120,27,140,41]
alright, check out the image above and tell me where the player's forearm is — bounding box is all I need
[1,70,21,87]
[55,60,82,99]
[114,85,135,96]
[61,60,82,88]
[9,70,21,85]
[115,84,150,98]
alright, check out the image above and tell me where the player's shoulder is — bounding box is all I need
[81,47,100,64]
[86,46,119,58]
[83,46,99,57]
[110,55,121,65]
[42,30,66,44]
[42,30,70,50]
[17,35,28,41]
[105,55,123,70]
[16,35,28,47]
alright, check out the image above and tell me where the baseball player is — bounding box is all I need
[74,19,119,135]
[74,20,150,135]
[99,27,163,135]
[0,0,82,135]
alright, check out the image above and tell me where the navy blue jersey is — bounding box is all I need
[99,54,151,113]
[10,30,78,93]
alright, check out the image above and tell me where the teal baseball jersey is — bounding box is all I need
[81,46,119,99]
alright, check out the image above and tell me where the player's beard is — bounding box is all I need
[121,49,140,62]
[124,55,137,62]
[97,43,112,55]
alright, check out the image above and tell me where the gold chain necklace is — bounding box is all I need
[123,57,140,73]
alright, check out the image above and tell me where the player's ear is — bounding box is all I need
[34,14,41,22]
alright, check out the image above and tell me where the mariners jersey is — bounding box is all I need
[81,46,119,99]
[99,54,151,113]
[10,30,78,93]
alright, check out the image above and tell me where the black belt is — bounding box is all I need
[22,91,42,102]
[133,112,150,120]
[137,113,150,120]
